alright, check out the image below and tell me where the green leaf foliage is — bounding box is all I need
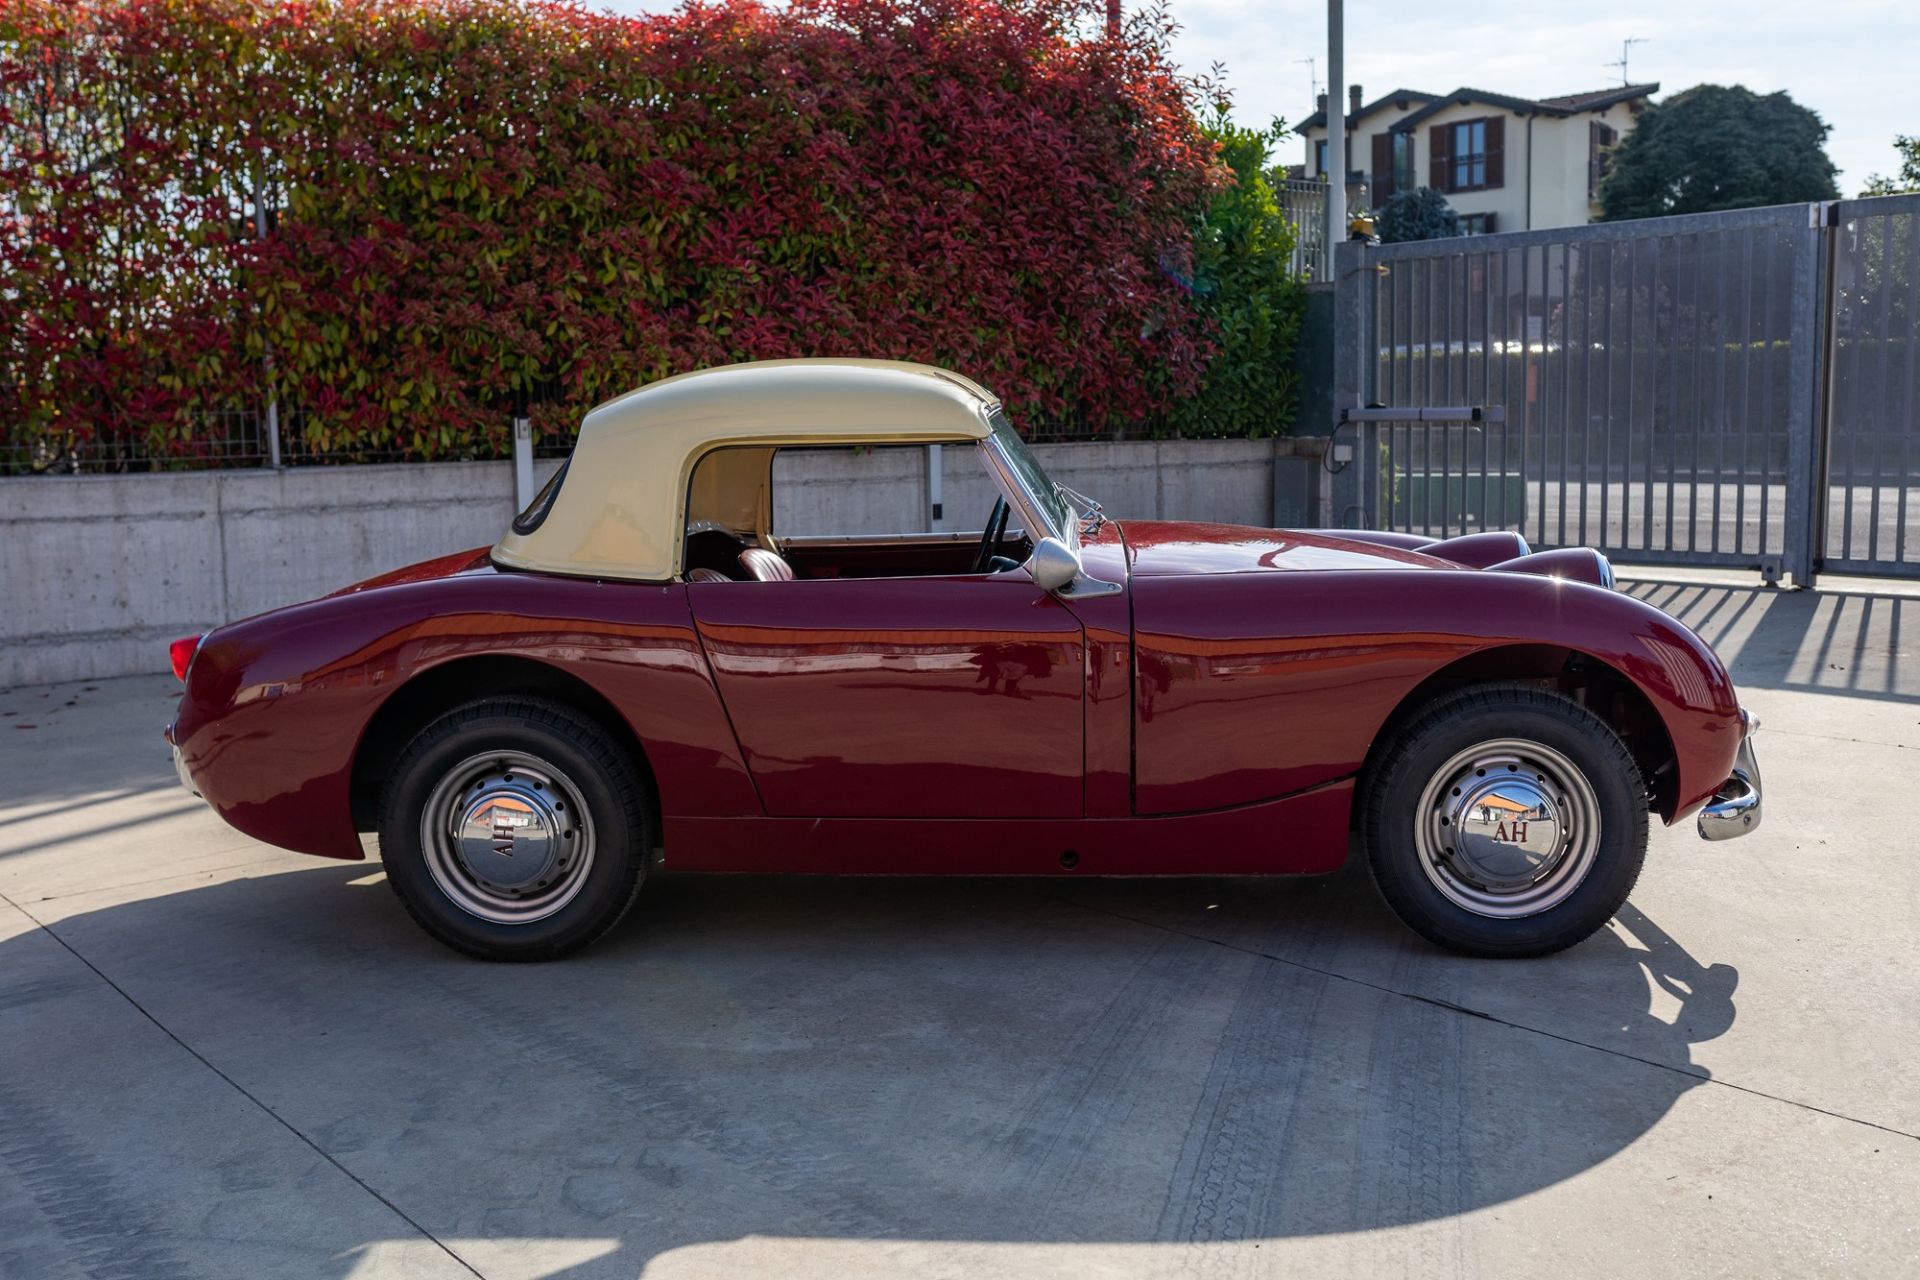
[1861,136,1920,197]
[1375,187,1460,244]
[1181,112,1306,437]
[1599,84,1839,221]
[1,0,1312,463]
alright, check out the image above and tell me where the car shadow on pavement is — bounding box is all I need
[7,857,1738,1277]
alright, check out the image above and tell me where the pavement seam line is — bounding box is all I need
[0,888,489,1280]
[1063,895,1920,1146]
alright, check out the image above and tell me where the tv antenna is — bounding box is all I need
[1295,56,1321,105]
[1604,36,1649,87]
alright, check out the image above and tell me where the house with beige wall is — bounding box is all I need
[1297,82,1657,233]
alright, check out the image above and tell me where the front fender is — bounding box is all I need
[1129,568,1743,819]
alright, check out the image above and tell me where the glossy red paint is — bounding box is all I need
[665,779,1353,875]
[1121,524,1739,818]
[1066,522,1134,817]
[1120,520,1445,577]
[1489,547,1614,586]
[172,556,759,859]
[170,518,1745,879]
[1421,530,1530,568]
[688,573,1085,817]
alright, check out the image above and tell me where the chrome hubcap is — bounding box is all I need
[1414,738,1600,918]
[421,751,595,924]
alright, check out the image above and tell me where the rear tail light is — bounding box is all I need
[169,634,203,682]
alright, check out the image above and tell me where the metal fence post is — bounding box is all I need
[926,443,944,531]
[264,397,282,469]
[512,415,535,511]
[1331,237,1371,526]
[253,171,282,469]
[1783,202,1832,589]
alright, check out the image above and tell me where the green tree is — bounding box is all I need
[1182,112,1305,436]
[1861,135,1920,196]
[1600,84,1838,220]
[1375,187,1460,243]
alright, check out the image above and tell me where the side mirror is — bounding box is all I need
[1029,537,1081,592]
[1029,536,1122,598]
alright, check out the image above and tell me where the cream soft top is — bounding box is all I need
[492,359,999,582]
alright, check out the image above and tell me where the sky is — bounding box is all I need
[1164,0,1912,191]
[595,0,1916,194]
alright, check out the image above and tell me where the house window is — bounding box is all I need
[1589,121,1620,198]
[1315,139,1328,177]
[1431,115,1504,193]
[1371,133,1416,203]
[1460,213,1498,236]
[1452,120,1487,190]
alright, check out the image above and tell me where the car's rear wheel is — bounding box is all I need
[378,697,648,960]
[1361,683,1647,958]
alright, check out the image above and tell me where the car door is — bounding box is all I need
[688,574,1086,818]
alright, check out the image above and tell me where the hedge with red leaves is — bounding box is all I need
[2,0,1270,463]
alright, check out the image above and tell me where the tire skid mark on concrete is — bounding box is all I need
[0,1081,198,1280]
[1354,991,1470,1279]
[0,973,91,1012]
[1153,952,1328,1280]
[985,907,1244,1221]
[424,961,912,1244]
[131,917,933,1264]
[1351,951,1466,1280]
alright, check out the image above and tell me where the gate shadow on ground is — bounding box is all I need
[11,859,1737,1277]
[1625,581,1917,703]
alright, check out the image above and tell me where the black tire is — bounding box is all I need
[377,696,649,961]
[1361,683,1647,958]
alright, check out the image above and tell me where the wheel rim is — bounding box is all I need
[1412,737,1601,919]
[419,750,596,925]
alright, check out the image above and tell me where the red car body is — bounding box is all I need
[169,520,1745,878]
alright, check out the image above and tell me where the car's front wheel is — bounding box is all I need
[1361,683,1648,958]
[378,697,649,960]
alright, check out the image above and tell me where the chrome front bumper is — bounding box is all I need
[1697,713,1761,840]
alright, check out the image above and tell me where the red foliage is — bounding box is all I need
[1,0,1221,458]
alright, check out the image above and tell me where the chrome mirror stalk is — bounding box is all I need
[1030,536,1122,599]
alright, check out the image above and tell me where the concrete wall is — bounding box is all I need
[2,438,1325,686]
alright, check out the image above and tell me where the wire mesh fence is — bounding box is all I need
[2,403,1206,474]
[0,409,576,475]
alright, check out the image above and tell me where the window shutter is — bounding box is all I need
[1372,133,1395,200]
[1430,124,1452,193]
[1485,116,1505,189]
[1588,122,1618,196]
[1483,212,1497,234]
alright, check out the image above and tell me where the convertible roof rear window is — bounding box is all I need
[512,459,570,535]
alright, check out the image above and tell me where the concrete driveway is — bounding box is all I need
[2,578,1915,1279]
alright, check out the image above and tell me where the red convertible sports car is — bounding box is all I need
[167,359,1761,961]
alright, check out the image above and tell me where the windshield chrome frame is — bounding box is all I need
[977,412,1076,555]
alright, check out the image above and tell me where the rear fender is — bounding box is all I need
[172,571,755,859]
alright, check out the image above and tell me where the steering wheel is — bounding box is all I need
[971,497,1010,574]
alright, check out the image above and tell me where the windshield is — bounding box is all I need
[987,410,1074,544]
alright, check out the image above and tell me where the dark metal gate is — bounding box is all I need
[1332,195,1920,586]
[1822,194,1920,577]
